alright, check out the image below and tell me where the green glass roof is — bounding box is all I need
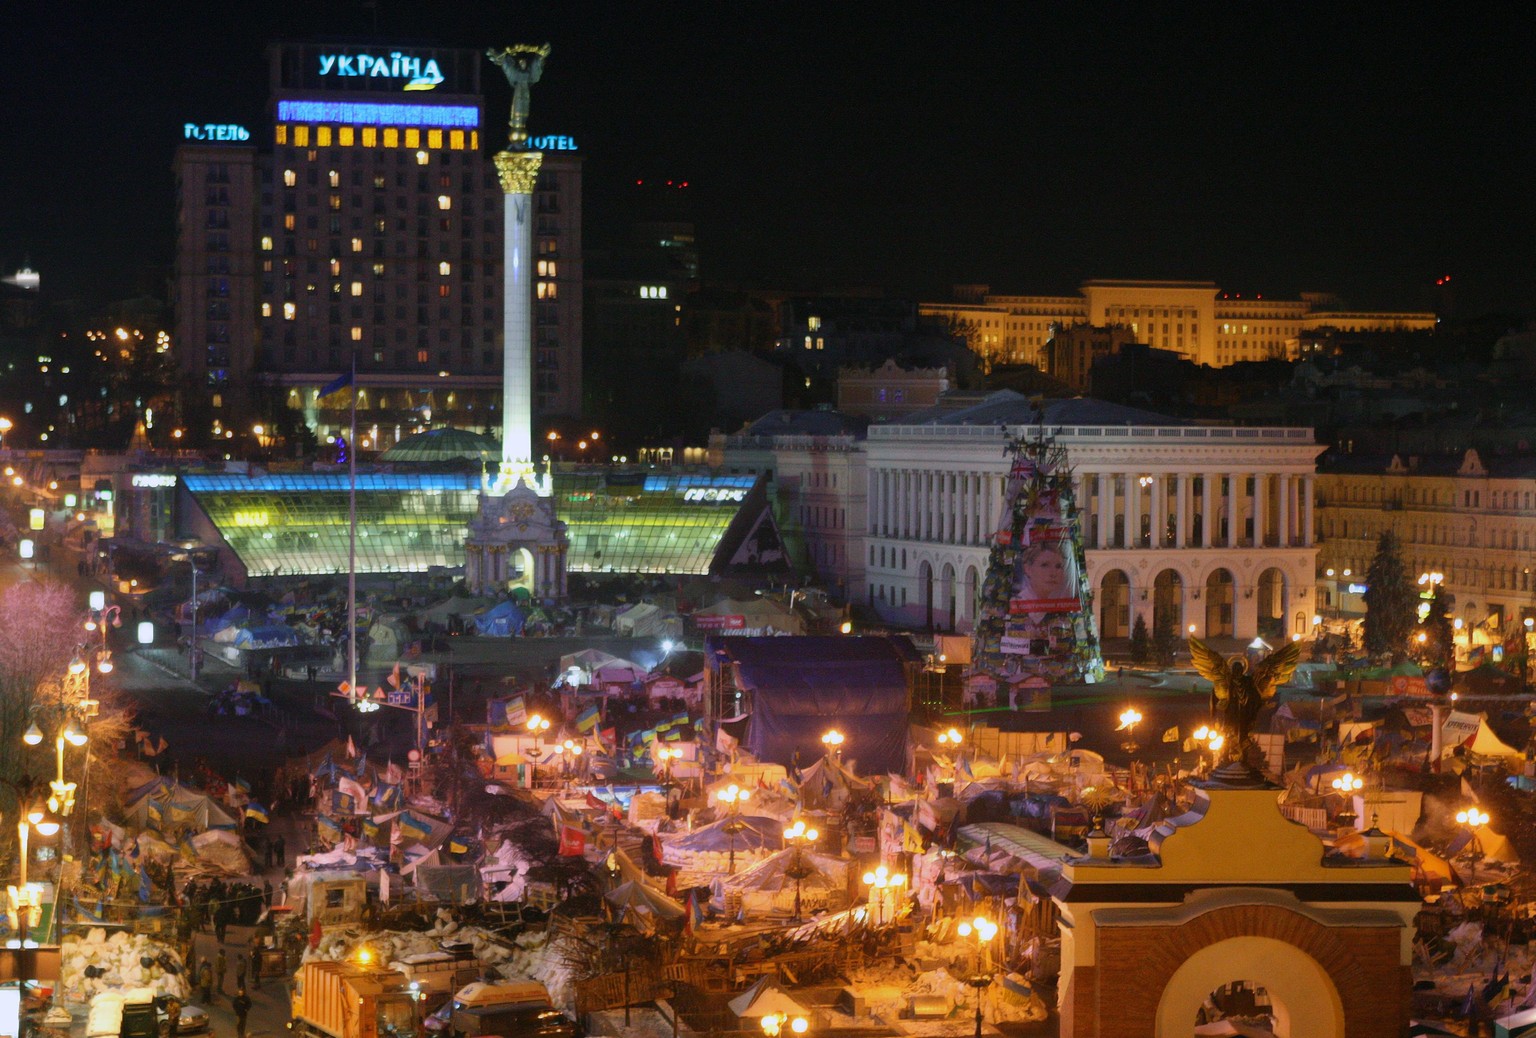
[182,471,756,578]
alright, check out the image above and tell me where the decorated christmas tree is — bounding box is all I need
[966,419,1102,708]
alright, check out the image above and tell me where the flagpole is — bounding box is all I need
[347,352,358,706]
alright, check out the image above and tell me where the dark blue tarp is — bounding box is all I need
[712,636,912,775]
[474,600,526,637]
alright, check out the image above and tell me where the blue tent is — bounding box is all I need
[232,625,301,648]
[474,600,526,637]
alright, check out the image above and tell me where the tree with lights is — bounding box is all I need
[1362,531,1415,660]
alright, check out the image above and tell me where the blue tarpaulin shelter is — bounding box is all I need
[474,600,526,637]
[709,635,915,775]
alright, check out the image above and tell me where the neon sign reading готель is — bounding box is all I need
[184,123,250,142]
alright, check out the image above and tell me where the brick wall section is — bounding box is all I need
[1071,903,1410,1038]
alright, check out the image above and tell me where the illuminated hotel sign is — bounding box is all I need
[318,51,444,90]
[132,474,178,488]
[525,135,578,151]
[184,123,251,142]
[277,99,478,129]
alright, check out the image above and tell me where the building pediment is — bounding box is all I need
[468,481,563,544]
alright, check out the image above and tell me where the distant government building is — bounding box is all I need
[920,279,1436,369]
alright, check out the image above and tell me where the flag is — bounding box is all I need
[339,776,369,808]
[146,799,163,829]
[663,727,684,742]
[371,783,402,811]
[902,821,925,855]
[332,791,357,815]
[1162,726,1180,743]
[73,896,107,924]
[138,865,152,903]
[1482,970,1510,1006]
[384,760,405,786]
[598,726,617,750]
[683,891,697,936]
[319,369,355,402]
[244,802,270,824]
[716,728,739,755]
[449,839,469,855]
[388,663,402,689]
[346,735,358,759]
[398,812,433,843]
[576,705,601,733]
[316,815,341,841]
[506,694,528,727]
[362,818,382,842]
[234,775,251,792]
[559,825,587,857]
[671,710,690,731]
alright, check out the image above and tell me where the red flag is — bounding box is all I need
[665,869,677,897]
[388,663,402,690]
[309,916,323,951]
[559,825,587,857]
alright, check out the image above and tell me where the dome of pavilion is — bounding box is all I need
[378,426,499,464]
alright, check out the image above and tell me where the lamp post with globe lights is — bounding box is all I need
[956,914,998,1038]
[1457,807,1491,871]
[820,729,844,763]
[1331,771,1364,829]
[760,1012,808,1036]
[716,783,750,874]
[861,864,906,926]
[781,818,819,923]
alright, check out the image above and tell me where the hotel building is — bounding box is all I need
[172,42,583,444]
[921,280,1435,370]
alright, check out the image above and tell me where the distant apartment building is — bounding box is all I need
[171,41,583,445]
[1043,324,1140,392]
[921,280,1435,371]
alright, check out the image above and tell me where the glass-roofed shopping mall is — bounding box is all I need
[180,471,763,578]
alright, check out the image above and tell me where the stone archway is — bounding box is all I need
[1153,569,1183,636]
[1257,567,1286,641]
[1205,568,1235,637]
[919,560,934,629]
[1155,936,1344,1038]
[963,565,980,626]
[1099,570,1131,639]
[941,562,957,631]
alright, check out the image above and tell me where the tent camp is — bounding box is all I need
[124,778,241,831]
[710,848,850,916]
[419,594,493,627]
[473,601,526,637]
[615,602,665,637]
[558,648,650,687]
[605,880,685,934]
[227,624,302,649]
[710,636,914,774]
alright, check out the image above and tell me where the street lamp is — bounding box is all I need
[820,729,844,761]
[760,1012,808,1036]
[861,864,906,926]
[1191,725,1224,773]
[1331,771,1364,828]
[937,727,962,749]
[782,818,819,923]
[715,783,750,874]
[956,914,998,1038]
[1457,807,1491,869]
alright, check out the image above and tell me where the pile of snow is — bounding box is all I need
[305,911,514,971]
[846,940,1047,1026]
[59,930,190,1005]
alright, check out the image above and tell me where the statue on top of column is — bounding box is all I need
[487,44,551,147]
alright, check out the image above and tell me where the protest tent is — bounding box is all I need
[1440,711,1523,763]
[728,979,811,1023]
[124,778,241,831]
[230,624,302,649]
[710,848,849,916]
[694,596,804,636]
[558,648,650,687]
[473,601,526,637]
[605,880,686,934]
[614,602,665,637]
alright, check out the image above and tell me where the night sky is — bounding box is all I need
[4,3,1533,315]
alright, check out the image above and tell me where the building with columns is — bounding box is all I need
[1315,448,1536,649]
[722,391,1322,643]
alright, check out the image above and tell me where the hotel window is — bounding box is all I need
[350,327,363,342]
[350,237,363,253]
[438,284,451,298]
[537,282,556,300]
[537,260,557,277]
[437,195,452,210]
[329,194,341,210]
[328,170,340,188]
[283,169,297,187]
[808,315,822,331]
[261,303,272,318]
[282,302,296,320]
[283,214,295,231]
[439,261,452,276]
[350,282,363,297]
[382,128,399,148]
[260,236,273,251]
[417,349,429,363]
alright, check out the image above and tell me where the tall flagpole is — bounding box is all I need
[347,352,358,702]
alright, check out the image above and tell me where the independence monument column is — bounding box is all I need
[487,43,550,494]
[462,44,568,600]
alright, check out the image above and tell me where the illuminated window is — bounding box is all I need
[338,127,354,146]
[405,130,421,149]
[816,337,824,350]
[350,238,363,253]
[261,303,272,317]
[439,261,451,276]
[283,214,296,230]
[361,127,377,147]
[351,282,363,297]
[283,302,296,320]
[275,125,288,145]
[437,195,452,211]
[417,349,429,363]
[329,259,341,276]
[260,236,274,251]
[438,284,451,298]
[328,170,340,188]
[537,282,557,300]
[211,393,223,408]
[373,262,385,276]
[804,336,812,350]
[351,327,363,342]
[293,126,309,147]
[449,130,465,150]
[537,260,557,277]
[283,169,297,187]
[427,130,443,149]
[382,128,399,148]
[315,126,331,147]
[808,315,821,331]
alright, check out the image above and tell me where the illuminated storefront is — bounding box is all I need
[180,471,764,580]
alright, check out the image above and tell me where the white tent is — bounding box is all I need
[728,978,810,1021]
[711,848,849,917]
[615,602,665,637]
[1440,711,1523,762]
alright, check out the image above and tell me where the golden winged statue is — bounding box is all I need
[1188,637,1302,761]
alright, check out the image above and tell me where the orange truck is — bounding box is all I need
[289,961,421,1038]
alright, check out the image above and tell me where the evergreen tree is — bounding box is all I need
[1129,615,1151,664]
[1362,531,1415,659]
